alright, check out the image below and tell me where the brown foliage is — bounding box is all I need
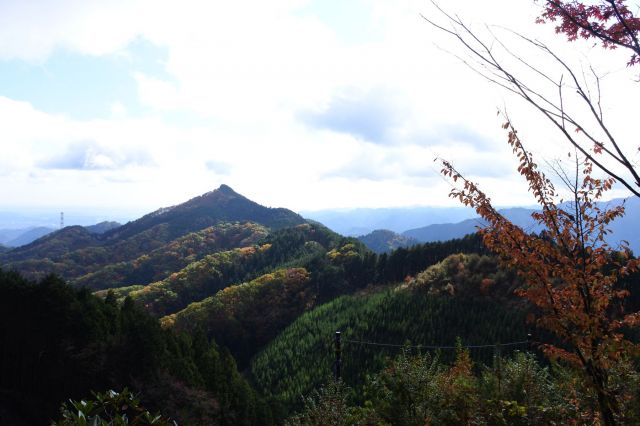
[441,120,639,424]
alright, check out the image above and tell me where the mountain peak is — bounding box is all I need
[100,185,305,242]
[216,184,236,194]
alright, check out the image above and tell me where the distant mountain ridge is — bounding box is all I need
[0,222,121,248]
[357,229,419,253]
[3,226,55,247]
[402,197,639,254]
[402,207,540,243]
[301,206,477,236]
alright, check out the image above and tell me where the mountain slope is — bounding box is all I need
[250,253,527,406]
[72,222,269,290]
[116,223,367,318]
[0,185,305,283]
[89,222,376,369]
[102,184,304,243]
[1,226,99,263]
[164,267,313,368]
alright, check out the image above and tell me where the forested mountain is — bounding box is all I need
[0,238,496,425]
[2,225,100,263]
[0,188,498,424]
[73,222,269,290]
[0,185,304,281]
[103,184,304,242]
[357,229,419,253]
[250,253,528,410]
[165,268,313,368]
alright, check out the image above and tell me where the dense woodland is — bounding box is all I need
[0,270,273,425]
[0,173,638,426]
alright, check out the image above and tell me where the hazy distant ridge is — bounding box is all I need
[402,198,639,254]
[301,206,477,235]
[357,229,420,253]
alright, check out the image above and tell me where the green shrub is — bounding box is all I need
[52,388,176,426]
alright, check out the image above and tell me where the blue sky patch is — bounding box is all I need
[0,37,170,120]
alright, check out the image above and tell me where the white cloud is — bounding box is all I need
[134,73,180,111]
[0,0,636,212]
[0,0,146,62]
[39,140,154,170]
[110,101,127,117]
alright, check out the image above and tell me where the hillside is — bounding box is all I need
[0,269,273,425]
[250,253,527,407]
[0,185,305,283]
[82,222,377,371]
[128,230,488,369]
[164,268,313,367]
[127,222,365,309]
[0,222,119,249]
[1,225,100,263]
[72,222,269,290]
[102,184,304,242]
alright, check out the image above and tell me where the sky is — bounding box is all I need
[0,0,637,218]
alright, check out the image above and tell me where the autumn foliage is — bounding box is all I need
[441,120,639,424]
[538,0,640,66]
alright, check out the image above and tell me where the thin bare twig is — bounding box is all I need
[423,1,640,197]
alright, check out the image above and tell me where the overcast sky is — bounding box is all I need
[1,0,637,215]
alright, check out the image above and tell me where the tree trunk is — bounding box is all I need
[589,364,618,426]
[596,387,617,426]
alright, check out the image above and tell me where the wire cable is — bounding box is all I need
[342,338,530,350]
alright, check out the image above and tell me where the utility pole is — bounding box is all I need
[334,331,341,381]
[60,212,64,229]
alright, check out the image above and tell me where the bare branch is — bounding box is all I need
[423,2,640,197]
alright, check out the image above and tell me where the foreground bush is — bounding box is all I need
[287,348,640,425]
[53,388,175,426]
